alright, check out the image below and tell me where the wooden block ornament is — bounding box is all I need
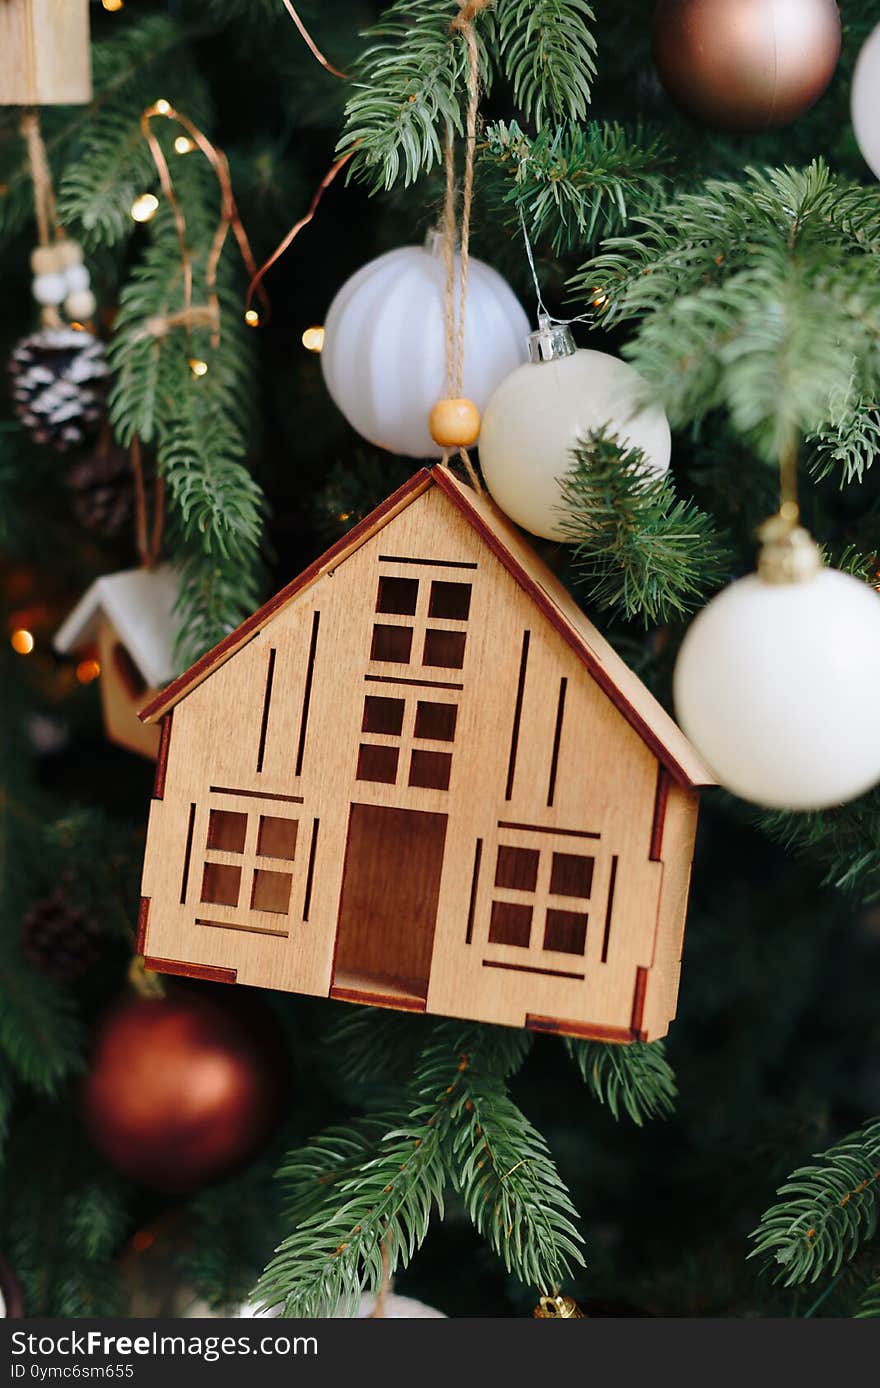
[54,566,180,760]
[136,470,713,1042]
[0,0,92,106]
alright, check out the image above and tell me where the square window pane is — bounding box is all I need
[371,624,413,664]
[544,909,588,955]
[362,695,405,735]
[489,900,532,947]
[414,700,458,742]
[357,743,399,784]
[422,629,466,669]
[206,809,247,854]
[376,576,418,615]
[495,845,539,892]
[550,853,594,899]
[201,861,241,907]
[257,815,298,860]
[409,749,451,790]
[429,581,472,621]
[251,869,292,915]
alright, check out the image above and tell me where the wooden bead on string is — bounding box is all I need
[429,397,481,449]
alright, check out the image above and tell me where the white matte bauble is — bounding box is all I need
[321,240,529,459]
[478,335,671,541]
[852,22,880,179]
[674,567,880,810]
[32,272,67,306]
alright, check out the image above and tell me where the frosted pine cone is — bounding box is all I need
[10,327,108,452]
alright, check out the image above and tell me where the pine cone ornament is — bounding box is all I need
[68,433,134,537]
[10,327,108,452]
[23,887,102,982]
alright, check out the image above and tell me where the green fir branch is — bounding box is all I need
[761,785,880,902]
[558,431,731,624]
[809,385,880,485]
[570,162,880,463]
[255,1022,578,1314]
[254,1107,446,1317]
[327,1007,426,1086]
[438,1025,584,1289]
[58,16,210,246]
[481,119,670,255]
[856,1276,880,1318]
[337,1,482,191]
[565,1038,677,1126]
[495,0,596,125]
[751,1118,880,1286]
[106,143,264,666]
[276,1115,405,1232]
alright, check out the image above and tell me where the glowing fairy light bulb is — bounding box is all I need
[301,325,325,352]
[131,193,159,224]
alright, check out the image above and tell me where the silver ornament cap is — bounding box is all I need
[528,315,576,363]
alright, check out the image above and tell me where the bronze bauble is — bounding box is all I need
[652,0,841,131]
[83,988,286,1192]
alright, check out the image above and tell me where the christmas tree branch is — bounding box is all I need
[494,0,597,125]
[750,1118,880,1287]
[336,0,480,191]
[761,786,880,901]
[571,162,880,464]
[565,1038,677,1126]
[107,161,264,666]
[255,1021,581,1313]
[558,430,731,625]
[58,16,211,246]
[481,119,670,255]
[440,1026,584,1290]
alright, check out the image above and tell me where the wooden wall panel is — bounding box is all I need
[636,783,699,1041]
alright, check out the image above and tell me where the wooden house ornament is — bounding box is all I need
[137,470,714,1043]
[55,566,179,761]
[0,1,92,107]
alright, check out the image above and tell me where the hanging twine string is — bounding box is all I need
[437,0,489,492]
[140,102,268,346]
[20,109,63,327]
[131,436,165,570]
[280,1,347,79]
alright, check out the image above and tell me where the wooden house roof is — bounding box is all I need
[54,565,179,688]
[139,468,715,789]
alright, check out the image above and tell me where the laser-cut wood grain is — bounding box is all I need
[0,0,91,106]
[139,471,713,1041]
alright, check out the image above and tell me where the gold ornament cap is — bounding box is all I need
[533,1293,585,1318]
[757,513,822,585]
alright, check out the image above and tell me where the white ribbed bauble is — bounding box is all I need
[321,239,529,459]
[674,566,880,810]
[852,22,880,179]
[478,325,671,540]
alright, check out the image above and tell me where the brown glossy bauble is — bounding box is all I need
[652,0,841,131]
[83,988,286,1192]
